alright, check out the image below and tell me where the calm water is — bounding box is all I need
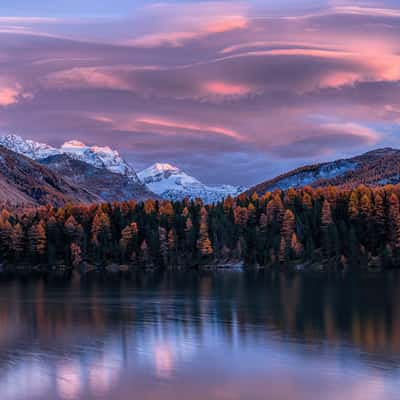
[1,270,400,400]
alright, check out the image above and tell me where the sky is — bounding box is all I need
[0,1,400,185]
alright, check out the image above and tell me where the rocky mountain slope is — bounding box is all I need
[248,148,400,195]
[0,146,100,206]
[40,155,156,203]
[138,163,246,203]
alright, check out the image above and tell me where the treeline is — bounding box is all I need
[2,184,400,270]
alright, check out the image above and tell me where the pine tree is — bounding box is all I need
[280,209,295,262]
[196,207,213,257]
[281,209,295,238]
[91,210,111,263]
[348,191,359,220]
[360,193,372,218]
[279,237,287,263]
[373,192,385,247]
[28,220,47,261]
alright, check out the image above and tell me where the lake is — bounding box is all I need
[0,270,400,400]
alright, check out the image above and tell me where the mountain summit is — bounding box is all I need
[138,163,245,203]
[0,134,140,183]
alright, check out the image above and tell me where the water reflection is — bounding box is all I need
[0,271,399,399]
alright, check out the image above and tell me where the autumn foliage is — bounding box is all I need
[2,184,400,269]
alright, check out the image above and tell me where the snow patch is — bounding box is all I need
[269,161,357,191]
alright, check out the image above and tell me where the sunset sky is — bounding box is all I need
[1,0,400,185]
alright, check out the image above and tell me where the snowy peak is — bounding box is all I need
[0,134,59,160]
[61,140,118,158]
[60,140,87,152]
[139,163,200,186]
[152,163,180,173]
[138,163,245,203]
[0,134,140,183]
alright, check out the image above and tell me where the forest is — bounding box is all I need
[1,184,400,271]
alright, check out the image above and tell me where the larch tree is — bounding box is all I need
[197,207,213,257]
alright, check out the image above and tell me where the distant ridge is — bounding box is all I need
[248,148,400,195]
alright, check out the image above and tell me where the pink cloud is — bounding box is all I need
[93,114,246,143]
[45,68,132,91]
[203,81,253,96]
[332,6,400,18]
[128,15,248,48]
[321,122,380,144]
[220,41,342,55]
[135,117,244,141]
[127,3,248,47]
[0,87,20,106]
[0,83,32,107]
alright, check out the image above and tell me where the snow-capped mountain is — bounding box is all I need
[0,135,245,203]
[0,134,140,183]
[60,140,139,181]
[138,163,246,203]
[0,134,60,160]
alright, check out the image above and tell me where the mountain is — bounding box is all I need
[0,146,100,206]
[248,148,400,195]
[138,163,246,203]
[39,154,156,202]
[59,140,140,182]
[0,134,157,202]
[0,135,245,203]
[0,134,140,183]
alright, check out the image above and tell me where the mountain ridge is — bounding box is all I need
[248,147,400,195]
[0,145,101,206]
[0,135,244,203]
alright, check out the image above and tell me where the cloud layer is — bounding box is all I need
[0,1,400,184]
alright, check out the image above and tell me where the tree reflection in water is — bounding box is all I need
[0,270,399,400]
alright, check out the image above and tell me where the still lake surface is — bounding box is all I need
[1,270,400,400]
